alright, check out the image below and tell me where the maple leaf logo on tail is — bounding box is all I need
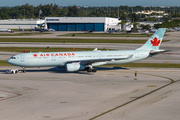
[150,37,161,46]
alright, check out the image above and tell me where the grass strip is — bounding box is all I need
[0,47,100,52]
[0,38,169,44]
[0,33,52,36]
[0,60,11,66]
[60,33,153,37]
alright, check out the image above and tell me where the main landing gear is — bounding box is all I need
[86,67,97,72]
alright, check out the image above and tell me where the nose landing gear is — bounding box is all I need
[22,67,26,73]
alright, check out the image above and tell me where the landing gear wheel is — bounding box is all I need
[92,69,97,72]
[87,68,92,72]
[87,68,97,72]
[22,67,26,73]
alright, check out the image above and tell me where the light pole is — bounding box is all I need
[39,10,42,20]
[118,6,119,19]
[84,6,88,17]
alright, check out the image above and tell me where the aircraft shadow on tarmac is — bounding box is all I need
[0,67,128,75]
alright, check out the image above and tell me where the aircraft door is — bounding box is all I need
[20,55,25,62]
[51,56,56,61]
[135,51,139,58]
[98,54,102,59]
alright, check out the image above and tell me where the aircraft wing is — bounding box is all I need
[66,54,133,65]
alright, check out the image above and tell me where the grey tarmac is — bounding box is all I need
[0,67,180,120]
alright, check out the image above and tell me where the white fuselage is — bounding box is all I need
[7,50,150,68]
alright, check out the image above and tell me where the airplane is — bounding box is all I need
[7,28,166,73]
[19,27,24,31]
[0,28,13,32]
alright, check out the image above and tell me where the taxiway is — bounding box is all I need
[0,67,180,120]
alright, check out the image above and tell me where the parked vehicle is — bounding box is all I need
[48,29,55,31]
[0,28,13,32]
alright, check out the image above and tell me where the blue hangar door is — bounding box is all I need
[76,24,85,31]
[85,23,94,31]
[48,23,104,31]
[94,23,104,31]
[67,24,76,31]
[48,23,58,31]
[58,24,67,31]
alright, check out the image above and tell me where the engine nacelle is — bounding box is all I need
[66,63,85,72]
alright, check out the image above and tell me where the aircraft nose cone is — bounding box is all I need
[7,59,10,63]
[7,59,11,64]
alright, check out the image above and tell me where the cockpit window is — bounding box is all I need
[10,57,16,59]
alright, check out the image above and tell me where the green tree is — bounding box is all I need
[129,13,140,22]
[67,5,79,17]
[140,24,151,30]
[132,22,139,32]
[120,13,126,20]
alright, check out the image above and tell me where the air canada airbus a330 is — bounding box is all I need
[7,28,166,72]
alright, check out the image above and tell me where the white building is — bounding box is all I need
[138,21,162,29]
[135,10,168,16]
[123,22,133,31]
[45,17,121,32]
[0,19,45,29]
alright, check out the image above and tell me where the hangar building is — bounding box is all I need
[45,17,121,32]
[0,19,45,29]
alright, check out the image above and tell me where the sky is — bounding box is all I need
[0,0,180,7]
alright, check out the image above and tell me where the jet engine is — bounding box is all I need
[66,63,85,72]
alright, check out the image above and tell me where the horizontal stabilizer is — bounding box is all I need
[149,49,171,56]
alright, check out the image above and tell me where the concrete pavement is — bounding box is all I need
[0,67,180,120]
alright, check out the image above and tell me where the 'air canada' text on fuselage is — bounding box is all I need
[33,53,75,57]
